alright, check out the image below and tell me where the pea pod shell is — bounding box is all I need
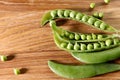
[48,60,120,79]
[71,46,120,64]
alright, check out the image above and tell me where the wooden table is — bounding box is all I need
[0,0,120,80]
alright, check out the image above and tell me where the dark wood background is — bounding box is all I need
[0,0,119,80]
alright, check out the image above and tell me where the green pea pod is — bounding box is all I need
[41,9,118,32]
[48,60,120,79]
[71,45,120,64]
[50,20,115,42]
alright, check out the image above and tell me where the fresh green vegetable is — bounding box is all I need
[13,68,21,75]
[0,55,7,62]
[90,3,96,9]
[48,60,120,79]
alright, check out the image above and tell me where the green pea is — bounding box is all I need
[90,3,96,9]
[92,33,97,39]
[76,13,83,20]
[74,43,80,50]
[87,35,92,40]
[14,68,21,75]
[67,43,73,50]
[100,42,105,47]
[94,21,102,27]
[75,33,80,40]
[64,10,70,17]
[50,10,57,18]
[57,10,64,17]
[70,11,77,18]
[88,18,96,25]
[87,44,93,50]
[94,43,100,49]
[100,23,108,30]
[113,38,120,45]
[81,44,87,50]
[65,31,70,37]
[104,0,110,4]
[97,35,103,39]
[93,12,99,18]
[106,39,112,46]
[0,55,7,62]
[99,12,104,19]
[69,34,74,39]
[81,15,89,22]
[60,43,67,48]
[81,34,86,40]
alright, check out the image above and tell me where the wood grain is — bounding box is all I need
[0,0,119,80]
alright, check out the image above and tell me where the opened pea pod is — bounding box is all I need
[41,9,118,33]
[50,20,116,42]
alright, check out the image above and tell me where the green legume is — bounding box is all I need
[99,12,104,19]
[67,43,73,50]
[51,10,57,18]
[0,55,7,62]
[75,33,80,40]
[104,0,110,4]
[13,68,21,75]
[94,43,100,49]
[94,21,102,27]
[106,39,112,46]
[60,43,67,48]
[81,44,87,50]
[82,16,89,22]
[87,44,93,50]
[114,38,120,45]
[90,3,96,9]
[100,23,108,30]
[57,10,64,17]
[88,18,96,25]
[100,42,105,47]
[65,31,70,37]
[81,34,86,40]
[92,33,97,39]
[70,11,76,18]
[74,43,80,50]
[87,35,92,40]
[76,13,83,20]
[64,10,70,17]
[69,34,74,39]
[98,35,103,39]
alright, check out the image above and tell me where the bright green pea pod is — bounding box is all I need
[50,20,115,42]
[48,60,120,79]
[41,9,118,32]
[71,45,120,64]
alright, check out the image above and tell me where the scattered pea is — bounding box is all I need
[13,68,21,75]
[104,0,110,4]
[90,3,96,9]
[0,55,7,62]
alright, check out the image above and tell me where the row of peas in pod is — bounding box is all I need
[41,9,120,79]
[42,9,120,63]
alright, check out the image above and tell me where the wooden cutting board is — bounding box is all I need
[0,0,119,80]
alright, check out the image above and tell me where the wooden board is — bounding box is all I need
[0,0,120,80]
